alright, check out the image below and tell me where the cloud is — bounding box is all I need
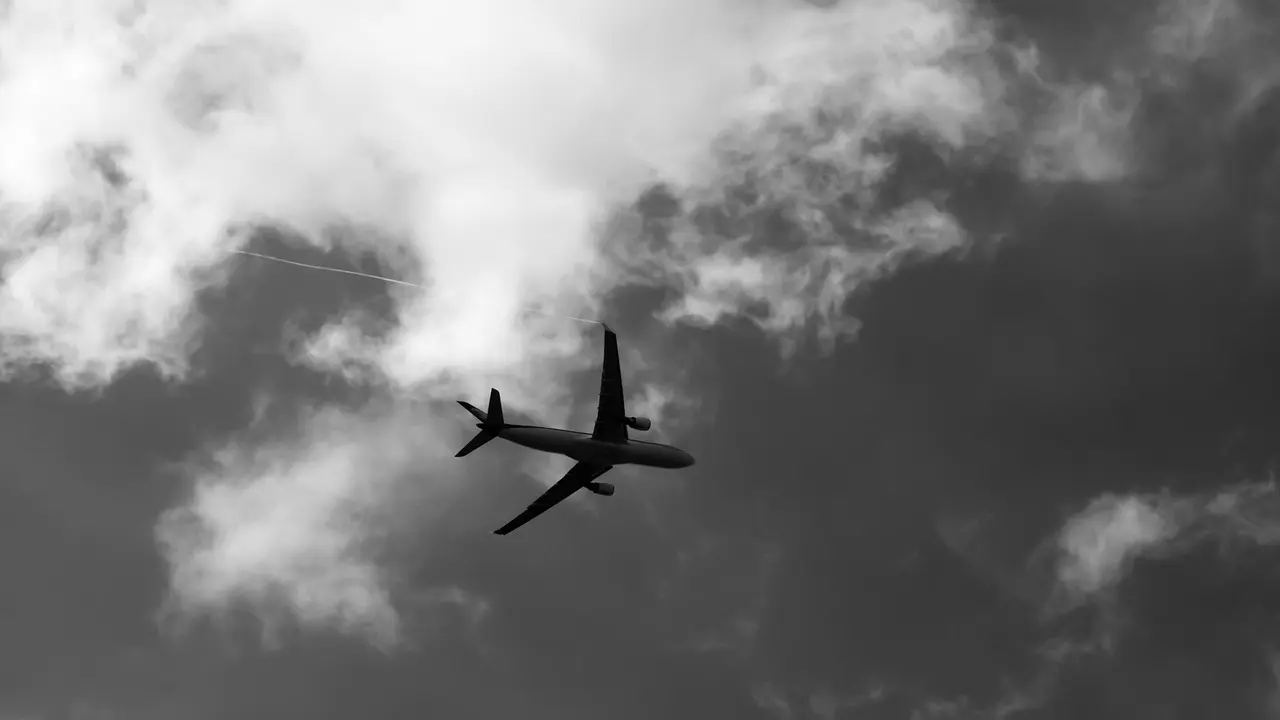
[1020,80,1137,183]
[1054,493,1183,602]
[613,0,1144,352]
[752,682,795,720]
[1018,481,1280,714]
[0,0,1146,649]
[155,400,463,651]
[1052,480,1280,607]
[1148,0,1261,70]
[0,0,758,648]
[0,0,751,391]
[0,0,1144,388]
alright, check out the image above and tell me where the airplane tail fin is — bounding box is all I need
[485,388,504,427]
[455,388,505,458]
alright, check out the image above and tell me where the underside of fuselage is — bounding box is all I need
[498,425,693,468]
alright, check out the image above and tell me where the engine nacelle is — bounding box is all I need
[586,482,615,497]
[625,416,652,432]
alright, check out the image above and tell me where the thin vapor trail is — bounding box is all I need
[232,249,606,326]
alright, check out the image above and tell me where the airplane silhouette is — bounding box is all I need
[456,324,696,535]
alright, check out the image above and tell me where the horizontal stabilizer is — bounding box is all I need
[458,400,487,423]
[455,429,497,458]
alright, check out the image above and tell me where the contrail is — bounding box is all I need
[525,309,605,326]
[232,249,426,288]
[231,249,606,327]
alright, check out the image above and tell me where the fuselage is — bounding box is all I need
[495,424,695,468]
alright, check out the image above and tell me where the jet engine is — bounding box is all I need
[586,482,615,496]
[625,416,652,432]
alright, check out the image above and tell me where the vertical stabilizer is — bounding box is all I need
[486,388,504,427]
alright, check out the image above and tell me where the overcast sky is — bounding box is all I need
[1,0,1279,718]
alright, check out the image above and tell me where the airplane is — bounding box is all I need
[455,324,695,535]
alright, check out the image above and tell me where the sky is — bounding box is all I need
[0,0,1279,717]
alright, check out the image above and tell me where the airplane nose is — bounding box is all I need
[682,451,696,467]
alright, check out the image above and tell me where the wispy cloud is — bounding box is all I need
[614,0,1143,353]
[1049,480,1280,614]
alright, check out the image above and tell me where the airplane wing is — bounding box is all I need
[493,461,612,535]
[590,325,628,443]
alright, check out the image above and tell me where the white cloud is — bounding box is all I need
[1055,494,1181,601]
[1030,480,1280,711]
[1053,480,1280,606]
[617,0,1145,350]
[644,0,1006,344]
[155,400,467,650]
[0,0,1148,649]
[0,0,1144,388]
[0,0,755,390]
